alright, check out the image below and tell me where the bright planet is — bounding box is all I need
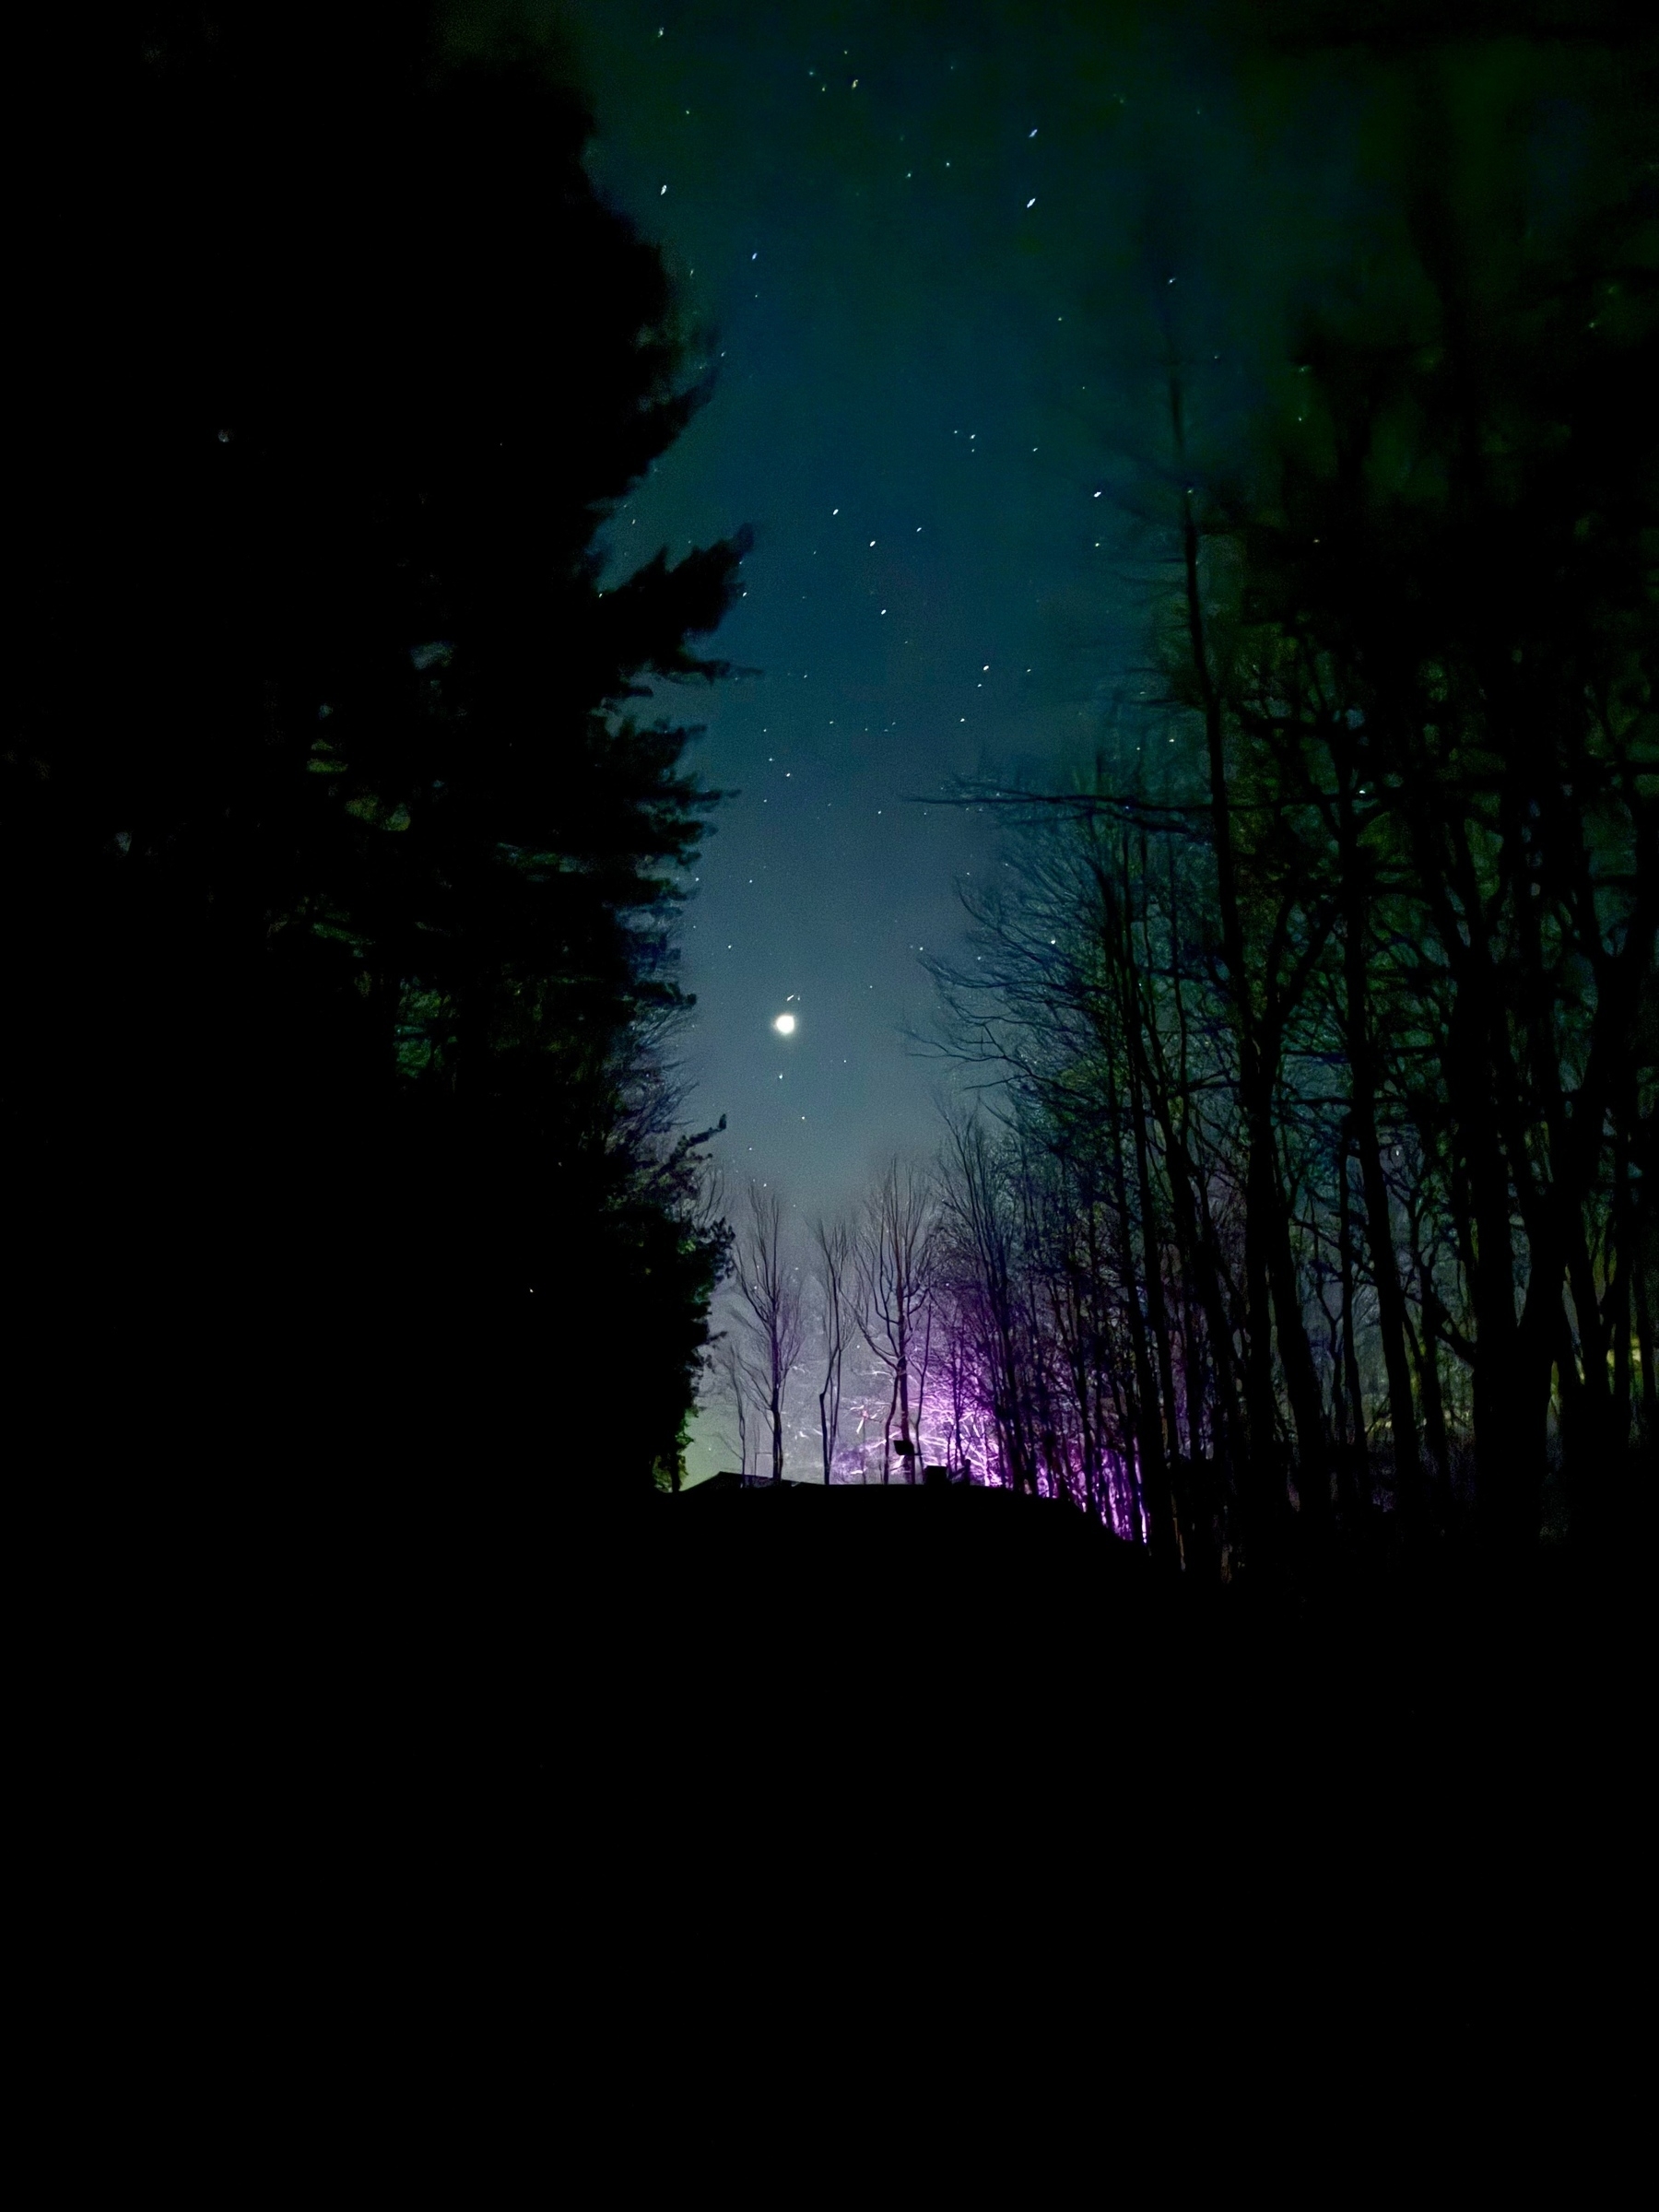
[772,1013,796,1036]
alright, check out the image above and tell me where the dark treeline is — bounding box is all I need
[8,8,746,1495]
[924,13,1655,1571]
[712,12,1655,1583]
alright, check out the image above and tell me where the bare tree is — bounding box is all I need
[712,1331,753,1482]
[853,1160,938,1485]
[735,1184,806,1485]
[812,1217,852,1487]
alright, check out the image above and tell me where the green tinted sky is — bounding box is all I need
[441,2,1635,1470]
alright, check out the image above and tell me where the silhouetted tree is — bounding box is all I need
[8,6,747,1499]
[735,1187,806,1486]
[853,1163,938,1486]
[924,5,1654,1572]
[1225,21,1657,1551]
[812,1218,853,1487]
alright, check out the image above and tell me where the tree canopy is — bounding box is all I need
[8,6,747,1499]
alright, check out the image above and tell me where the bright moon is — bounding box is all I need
[772,1012,796,1035]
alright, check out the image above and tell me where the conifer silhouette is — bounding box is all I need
[8,7,746,1500]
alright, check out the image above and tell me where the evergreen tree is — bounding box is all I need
[8,7,746,1499]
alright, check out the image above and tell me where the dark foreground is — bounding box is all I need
[39,1478,1642,2147]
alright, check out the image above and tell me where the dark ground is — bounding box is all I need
[32,1477,1642,2158]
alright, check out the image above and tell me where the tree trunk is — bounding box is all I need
[1336,1131,1371,1522]
[1337,821,1424,1532]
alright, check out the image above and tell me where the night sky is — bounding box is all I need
[515,2,1371,1468]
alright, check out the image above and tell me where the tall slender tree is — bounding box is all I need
[853,1163,938,1487]
[813,1218,853,1488]
[735,1187,806,1487]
